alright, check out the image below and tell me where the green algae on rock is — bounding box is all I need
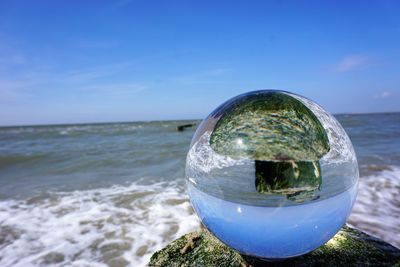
[148,226,400,267]
[209,91,330,201]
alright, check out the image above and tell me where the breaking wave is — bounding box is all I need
[0,181,199,267]
[348,165,400,249]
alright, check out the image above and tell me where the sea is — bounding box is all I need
[0,112,399,267]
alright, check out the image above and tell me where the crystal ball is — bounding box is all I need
[185,90,359,259]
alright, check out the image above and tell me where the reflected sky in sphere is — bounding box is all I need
[185,90,359,259]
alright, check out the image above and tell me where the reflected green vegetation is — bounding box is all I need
[255,160,321,202]
[210,92,329,201]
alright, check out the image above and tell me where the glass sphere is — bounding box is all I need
[185,90,358,259]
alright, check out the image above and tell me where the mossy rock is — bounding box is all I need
[148,226,400,267]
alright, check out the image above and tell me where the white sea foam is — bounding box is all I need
[348,165,400,249]
[127,125,143,131]
[0,181,200,267]
[0,167,398,267]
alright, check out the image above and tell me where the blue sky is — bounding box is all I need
[0,1,399,126]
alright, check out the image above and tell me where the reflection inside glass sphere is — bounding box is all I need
[186,90,359,259]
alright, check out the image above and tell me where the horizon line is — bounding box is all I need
[0,110,399,128]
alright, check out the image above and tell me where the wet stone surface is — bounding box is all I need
[148,226,400,267]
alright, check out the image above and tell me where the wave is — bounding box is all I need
[0,154,48,169]
[0,166,398,266]
[0,181,200,267]
[0,121,196,138]
[348,165,400,249]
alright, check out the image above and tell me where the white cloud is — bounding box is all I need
[10,55,26,65]
[113,0,132,8]
[79,83,147,96]
[373,91,393,99]
[0,80,34,89]
[76,40,121,49]
[0,61,141,104]
[381,91,392,98]
[335,55,370,72]
[205,68,232,76]
[0,81,33,102]
[171,68,233,84]
[61,62,135,82]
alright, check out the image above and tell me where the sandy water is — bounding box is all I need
[0,113,399,266]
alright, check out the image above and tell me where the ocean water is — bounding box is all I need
[0,113,399,266]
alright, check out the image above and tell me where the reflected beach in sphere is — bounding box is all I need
[185,90,359,259]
